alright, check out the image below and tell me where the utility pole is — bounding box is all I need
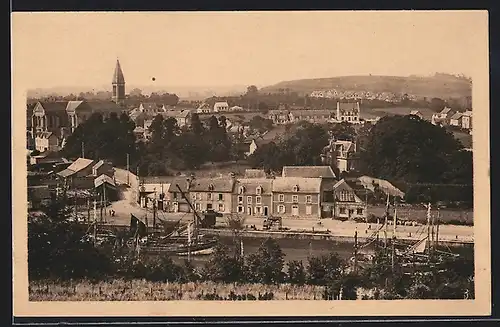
[153,188,157,229]
[391,207,397,274]
[81,141,85,158]
[426,203,431,261]
[436,209,440,252]
[384,194,389,249]
[354,228,358,274]
[126,153,130,186]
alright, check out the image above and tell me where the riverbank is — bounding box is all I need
[29,279,325,301]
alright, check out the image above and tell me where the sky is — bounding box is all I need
[12,11,487,90]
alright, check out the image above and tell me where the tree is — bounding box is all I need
[246,85,259,97]
[359,115,463,183]
[306,253,344,286]
[246,238,285,284]
[202,242,245,283]
[429,97,447,112]
[325,121,356,141]
[190,112,205,136]
[287,260,306,285]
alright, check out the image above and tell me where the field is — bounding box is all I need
[260,74,472,99]
[452,130,473,148]
[29,279,326,301]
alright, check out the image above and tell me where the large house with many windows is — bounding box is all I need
[271,177,323,218]
[232,178,273,217]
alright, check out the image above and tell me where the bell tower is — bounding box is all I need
[112,59,126,104]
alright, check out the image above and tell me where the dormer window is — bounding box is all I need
[238,186,245,194]
[208,184,214,191]
[293,185,299,192]
[256,186,262,195]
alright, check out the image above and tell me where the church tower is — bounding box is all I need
[112,59,125,104]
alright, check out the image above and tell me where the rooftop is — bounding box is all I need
[282,166,336,179]
[272,177,322,193]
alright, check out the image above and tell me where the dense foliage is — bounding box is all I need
[28,202,475,300]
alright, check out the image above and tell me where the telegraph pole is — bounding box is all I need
[126,153,130,186]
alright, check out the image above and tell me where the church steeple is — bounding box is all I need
[112,59,125,104]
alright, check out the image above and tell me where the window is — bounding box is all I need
[237,206,244,213]
[256,186,262,195]
[208,184,214,191]
[173,192,178,200]
[306,195,312,203]
[256,196,262,204]
[339,207,346,214]
[292,195,298,203]
[306,205,312,215]
[218,203,224,212]
[278,205,285,214]
[247,196,252,204]
[247,206,252,215]
[218,193,224,201]
[293,185,299,192]
[357,208,364,215]
[207,193,212,200]
[279,194,284,202]
[192,193,196,200]
[238,196,243,204]
[255,206,262,214]
[196,193,201,200]
[195,203,201,211]
[238,186,245,194]
[207,203,213,210]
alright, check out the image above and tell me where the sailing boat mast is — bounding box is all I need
[391,206,397,273]
[436,208,440,252]
[426,203,431,260]
[354,227,358,274]
[384,193,389,249]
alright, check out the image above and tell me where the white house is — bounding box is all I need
[431,107,453,125]
[461,110,472,130]
[336,102,361,124]
[214,101,229,112]
[196,102,212,114]
[449,112,464,127]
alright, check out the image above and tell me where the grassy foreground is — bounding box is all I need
[29,279,326,301]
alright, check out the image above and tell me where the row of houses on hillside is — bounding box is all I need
[28,100,126,152]
[138,166,373,221]
[196,101,244,114]
[267,102,362,125]
[309,89,413,102]
[431,107,473,132]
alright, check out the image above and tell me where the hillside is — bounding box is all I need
[261,74,472,99]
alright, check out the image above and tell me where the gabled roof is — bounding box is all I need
[332,140,355,153]
[357,175,405,198]
[337,102,359,111]
[112,59,125,84]
[133,126,145,133]
[94,174,116,188]
[410,110,421,115]
[36,101,68,113]
[92,160,105,170]
[66,100,84,112]
[439,107,452,115]
[35,131,55,139]
[272,177,322,193]
[331,179,363,203]
[235,178,273,195]
[214,101,229,106]
[66,158,95,173]
[463,110,473,117]
[84,101,124,112]
[282,166,336,179]
[57,168,76,178]
[244,169,267,178]
[161,110,191,119]
[167,177,191,193]
[189,178,235,193]
[450,112,463,120]
[140,103,162,112]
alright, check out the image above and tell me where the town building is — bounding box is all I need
[288,109,336,124]
[56,158,114,189]
[431,107,453,126]
[112,59,126,105]
[138,176,173,210]
[319,179,367,220]
[336,102,361,123]
[321,138,358,174]
[167,177,192,213]
[233,178,273,217]
[449,112,464,127]
[196,102,212,114]
[161,109,192,127]
[138,102,164,116]
[268,109,292,125]
[34,132,60,153]
[461,110,473,130]
[271,177,322,218]
[409,110,424,119]
[188,177,236,214]
[243,169,267,179]
[213,101,229,112]
[281,165,336,179]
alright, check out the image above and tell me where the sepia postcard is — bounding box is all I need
[12,10,491,318]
